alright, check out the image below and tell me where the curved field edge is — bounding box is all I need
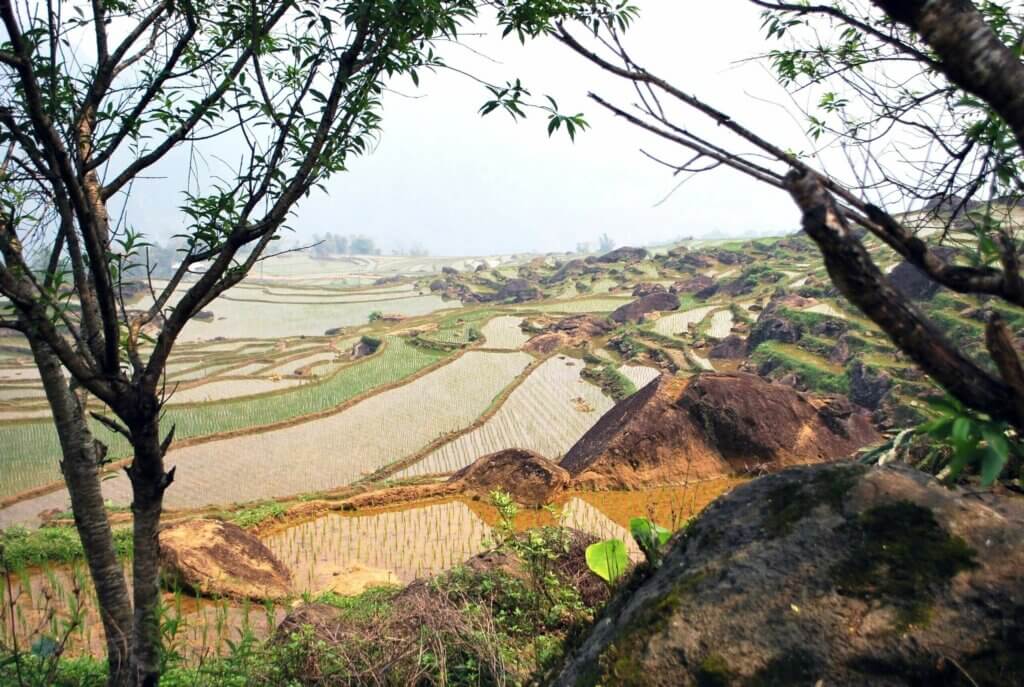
[0,337,451,503]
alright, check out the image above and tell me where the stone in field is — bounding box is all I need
[159,519,291,600]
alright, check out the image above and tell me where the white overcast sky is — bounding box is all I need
[125,1,820,256]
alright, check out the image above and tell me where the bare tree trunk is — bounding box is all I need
[21,328,133,687]
[125,416,170,687]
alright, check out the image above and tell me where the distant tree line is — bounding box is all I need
[576,233,615,254]
[311,232,382,257]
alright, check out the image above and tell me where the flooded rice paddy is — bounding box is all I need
[2,478,741,661]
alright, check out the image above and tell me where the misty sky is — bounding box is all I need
[125,1,820,257]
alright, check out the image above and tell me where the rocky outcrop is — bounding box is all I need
[632,282,666,297]
[888,247,955,300]
[597,246,647,263]
[496,278,541,303]
[708,334,747,359]
[525,315,613,354]
[560,373,879,489]
[556,463,1024,686]
[452,448,570,506]
[610,292,680,324]
[848,359,894,410]
[159,519,291,600]
[746,297,807,350]
[669,274,714,295]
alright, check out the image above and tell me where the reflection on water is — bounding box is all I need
[2,478,741,661]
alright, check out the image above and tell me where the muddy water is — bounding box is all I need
[2,478,741,661]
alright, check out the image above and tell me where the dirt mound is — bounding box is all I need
[560,372,879,489]
[340,483,457,510]
[451,448,570,506]
[159,519,291,600]
[610,292,680,324]
[556,463,1024,686]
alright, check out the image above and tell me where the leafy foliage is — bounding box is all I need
[919,395,1020,486]
[584,539,628,585]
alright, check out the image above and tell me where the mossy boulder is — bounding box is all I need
[556,463,1024,686]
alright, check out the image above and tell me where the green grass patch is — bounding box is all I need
[751,341,849,395]
[0,525,133,570]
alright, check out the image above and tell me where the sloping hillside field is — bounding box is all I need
[1,233,943,530]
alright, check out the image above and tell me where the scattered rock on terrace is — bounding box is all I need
[848,359,894,410]
[497,278,542,303]
[560,372,879,489]
[746,296,808,350]
[669,274,714,295]
[159,519,291,601]
[610,292,680,324]
[451,448,570,507]
[556,462,1024,686]
[708,334,747,359]
[888,246,955,301]
[632,282,667,297]
[597,246,648,263]
[525,314,614,354]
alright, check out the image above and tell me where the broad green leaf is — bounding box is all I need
[952,416,973,444]
[630,517,670,547]
[980,446,1006,487]
[585,539,629,584]
[981,426,1010,461]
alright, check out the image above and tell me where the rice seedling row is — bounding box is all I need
[0,337,448,501]
[399,354,615,477]
[650,305,718,338]
[479,316,530,350]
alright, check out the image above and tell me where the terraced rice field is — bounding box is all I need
[398,354,614,477]
[804,303,847,319]
[264,501,492,586]
[178,294,459,340]
[531,298,631,314]
[2,350,532,512]
[479,316,529,349]
[689,349,715,371]
[651,305,718,337]
[0,337,449,501]
[165,378,311,404]
[618,364,661,390]
[706,309,733,339]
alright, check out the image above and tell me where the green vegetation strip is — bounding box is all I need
[0,337,449,502]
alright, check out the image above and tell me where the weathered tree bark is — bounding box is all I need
[124,412,172,687]
[785,169,1024,430]
[873,0,1024,151]
[20,326,133,687]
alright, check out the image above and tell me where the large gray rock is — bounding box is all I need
[556,463,1024,686]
